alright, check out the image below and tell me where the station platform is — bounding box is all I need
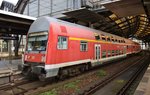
[134,64,150,95]
[0,59,21,77]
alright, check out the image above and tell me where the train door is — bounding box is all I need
[95,44,101,60]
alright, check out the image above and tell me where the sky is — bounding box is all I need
[0,0,19,5]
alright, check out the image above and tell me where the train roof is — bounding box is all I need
[29,16,139,45]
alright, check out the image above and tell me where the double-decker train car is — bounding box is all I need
[23,16,141,80]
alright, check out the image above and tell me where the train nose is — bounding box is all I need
[24,53,45,63]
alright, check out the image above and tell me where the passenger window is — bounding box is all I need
[118,50,120,55]
[57,36,68,49]
[94,33,100,40]
[116,50,118,55]
[120,50,122,54]
[108,50,111,57]
[101,34,106,41]
[123,49,126,54]
[112,50,115,56]
[111,38,115,42]
[102,37,106,41]
[107,37,111,42]
[102,50,107,58]
[80,41,88,51]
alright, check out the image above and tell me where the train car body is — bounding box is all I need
[23,16,141,80]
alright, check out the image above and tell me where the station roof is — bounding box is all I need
[0,0,150,42]
[0,10,36,35]
[63,0,150,42]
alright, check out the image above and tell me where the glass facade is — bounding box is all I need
[24,0,81,18]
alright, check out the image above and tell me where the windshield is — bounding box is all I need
[27,32,48,51]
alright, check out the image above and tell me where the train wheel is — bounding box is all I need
[38,74,46,81]
[22,66,31,76]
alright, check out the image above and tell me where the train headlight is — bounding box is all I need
[41,56,45,62]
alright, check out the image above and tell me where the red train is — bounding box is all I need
[22,16,141,80]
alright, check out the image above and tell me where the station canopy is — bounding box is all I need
[0,0,150,42]
[63,0,150,42]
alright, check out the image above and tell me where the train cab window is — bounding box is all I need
[57,36,68,49]
[80,41,88,51]
[27,32,48,51]
[102,50,107,58]
[108,50,111,57]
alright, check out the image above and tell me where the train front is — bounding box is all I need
[22,17,51,81]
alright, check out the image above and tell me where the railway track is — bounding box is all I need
[0,55,144,95]
[77,55,149,95]
[116,56,150,95]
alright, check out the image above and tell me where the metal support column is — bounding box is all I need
[8,40,12,64]
[14,35,23,56]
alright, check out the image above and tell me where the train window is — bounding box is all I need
[120,50,122,54]
[112,50,115,56]
[101,34,106,41]
[111,38,115,42]
[108,50,111,57]
[115,39,118,42]
[57,36,68,49]
[94,33,100,40]
[127,45,128,49]
[102,37,106,41]
[118,50,120,55]
[102,50,107,58]
[123,49,126,54]
[80,41,88,51]
[27,32,48,51]
[116,50,118,55]
[107,37,111,42]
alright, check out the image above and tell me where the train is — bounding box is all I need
[22,16,141,81]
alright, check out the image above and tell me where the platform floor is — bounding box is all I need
[134,64,150,95]
[0,59,21,74]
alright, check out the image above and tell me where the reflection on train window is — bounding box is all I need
[57,36,68,49]
[102,50,106,58]
[108,50,111,57]
[80,41,88,51]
